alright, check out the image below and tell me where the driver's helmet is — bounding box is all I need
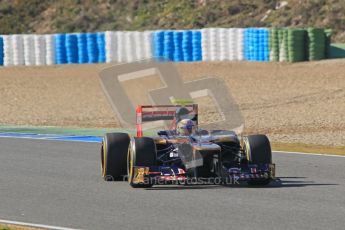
[175,107,190,123]
[176,119,195,136]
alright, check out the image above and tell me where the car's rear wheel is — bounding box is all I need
[243,134,272,186]
[127,137,157,188]
[101,133,130,181]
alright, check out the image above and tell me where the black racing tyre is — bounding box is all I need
[244,135,272,186]
[127,137,157,188]
[101,133,130,181]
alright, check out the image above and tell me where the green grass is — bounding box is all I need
[272,142,345,156]
[0,227,11,230]
[0,224,45,230]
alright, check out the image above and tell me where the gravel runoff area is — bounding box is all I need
[0,60,344,146]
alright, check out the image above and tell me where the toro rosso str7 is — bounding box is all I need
[101,104,275,188]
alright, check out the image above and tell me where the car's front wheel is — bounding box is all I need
[101,133,130,181]
[243,134,272,186]
[127,137,157,188]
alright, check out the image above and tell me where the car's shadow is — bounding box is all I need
[145,177,338,190]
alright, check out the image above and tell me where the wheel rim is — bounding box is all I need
[101,139,106,177]
[243,137,251,162]
[127,142,134,183]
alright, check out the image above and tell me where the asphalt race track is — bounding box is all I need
[0,138,344,230]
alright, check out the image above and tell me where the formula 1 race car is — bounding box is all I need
[101,104,275,188]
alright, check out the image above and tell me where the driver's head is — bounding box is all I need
[175,107,190,123]
[177,119,195,136]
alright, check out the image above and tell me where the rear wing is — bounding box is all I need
[136,104,198,137]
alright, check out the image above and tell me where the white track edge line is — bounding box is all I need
[273,150,345,158]
[0,135,100,143]
[0,219,81,230]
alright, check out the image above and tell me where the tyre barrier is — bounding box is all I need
[12,34,25,66]
[269,28,279,61]
[201,28,244,61]
[288,29,307,62]
[0,36,3,66]
[153,30,202,62]
[45,34,55,65]
[268,28,330,62]
[66,34,78,64]
[275,28,307,62]
[3,35,12,66]
[201,29,210,61]
[116,31,125,62]
[132,31,141,61]
[23,35,35,66]
[163,31,174,61]
[86,33,98,63]
[105,31,115,63]
[182,30,192,61]
[34,35,46,66]
[126,32,135,62]
[77,33,88,64]
[97,32,106,63]
[278,29,288,62]
[237,28,244,61]
[173,31,183,61]
[0,28,332,66]
[219,28,228,61]
[307,28,326,61]
[244,28,269,61]
[192,30,202,61]
[143,31,153,60]
[153,31,164,60]
[55,34,67,64]
[325,29,332,58]
[209,28,219,61]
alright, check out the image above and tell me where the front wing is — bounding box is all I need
[131,163,275,185]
